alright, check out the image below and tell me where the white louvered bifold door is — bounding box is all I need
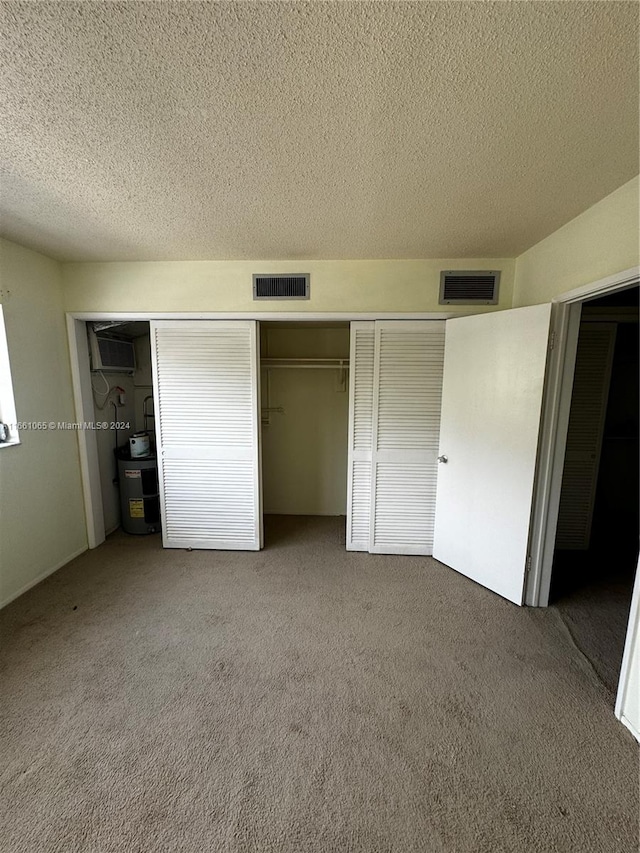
[151,321,262,551]
[346,322,375,551]
[555,323,616,550]
[369,321,446,555]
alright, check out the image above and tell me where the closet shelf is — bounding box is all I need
[261,358,349,370]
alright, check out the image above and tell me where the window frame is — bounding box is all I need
[0,304,20,448]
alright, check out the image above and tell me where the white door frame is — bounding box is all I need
[615,553,640,741]
[67,316,106,547]
[525,266,639,607]
[66,311,456,548]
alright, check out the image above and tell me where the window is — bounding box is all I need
[0,305,20,447]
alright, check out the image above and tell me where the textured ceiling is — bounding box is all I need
[1,1,638,262]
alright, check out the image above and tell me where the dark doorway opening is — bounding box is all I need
[550,286,639,693]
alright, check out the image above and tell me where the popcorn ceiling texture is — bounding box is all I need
[0,1,638,262]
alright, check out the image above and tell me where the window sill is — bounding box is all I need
[0,438,21,449]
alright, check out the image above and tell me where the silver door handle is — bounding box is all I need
[437,455,448,463]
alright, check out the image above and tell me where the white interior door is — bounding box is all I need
[433,304,552,604]
[369,321,445,555]
[151,320,262,550]
[346,322,375,551]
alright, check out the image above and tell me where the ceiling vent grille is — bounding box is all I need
[439,271,500,305]
[253,274,310,300]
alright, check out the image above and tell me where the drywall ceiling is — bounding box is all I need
[1,1,638,262]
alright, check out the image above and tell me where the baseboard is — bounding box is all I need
[618,714,640,744]
[1,545,88,609]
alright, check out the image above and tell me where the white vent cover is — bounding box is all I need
[253,274,310,300]
[439,271,500,305]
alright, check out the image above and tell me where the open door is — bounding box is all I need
[151,320,262,550]
[433,304,552,604]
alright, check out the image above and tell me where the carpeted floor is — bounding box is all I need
[1,516,638,853]
[551,555,636,696]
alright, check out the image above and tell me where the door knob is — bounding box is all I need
[437,455,448,463]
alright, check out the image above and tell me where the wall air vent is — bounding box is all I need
[253,274,310,300]
[439,271,500,305]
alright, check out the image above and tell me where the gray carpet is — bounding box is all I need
[552,571,635,696]
[1,516,637,853]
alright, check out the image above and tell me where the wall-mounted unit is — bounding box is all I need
[253,274,310,300]
[439,271,500,305]
[89,328,136,372]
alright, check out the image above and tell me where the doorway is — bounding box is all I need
[549,287,639,692]
[84,320,158,538]
[259,322,350,546]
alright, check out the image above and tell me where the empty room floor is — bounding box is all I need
[1,516,637,853]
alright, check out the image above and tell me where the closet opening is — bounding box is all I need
[259,322,350,548]
[550,285,639,695]
[87,321,160,539]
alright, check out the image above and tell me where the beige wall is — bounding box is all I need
[62,258,515,314]
[0,239,87,606]
[513,176,639,307]
[261,326,349,516]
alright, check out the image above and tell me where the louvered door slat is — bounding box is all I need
[151,321,262,550]
[346,322,375,551]
[370,321,445,555]
[555,323,616,550]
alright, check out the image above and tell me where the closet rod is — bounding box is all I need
[261,358,349,369]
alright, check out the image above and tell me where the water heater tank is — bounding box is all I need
[117,452,161,535]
